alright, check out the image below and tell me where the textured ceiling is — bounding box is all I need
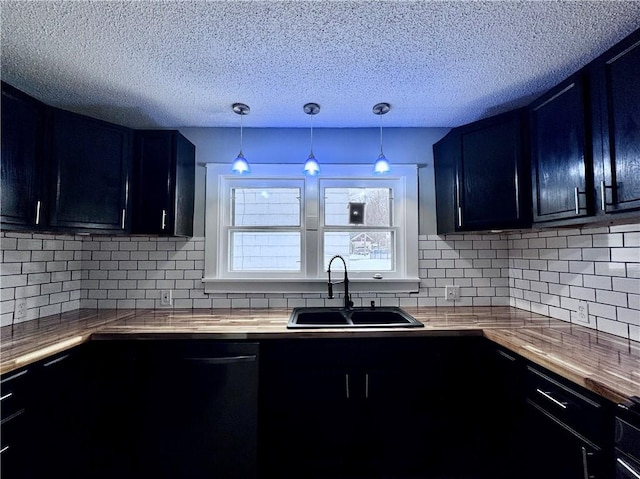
[1,1,639,128]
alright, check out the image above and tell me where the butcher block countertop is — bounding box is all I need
[1,306,638,404]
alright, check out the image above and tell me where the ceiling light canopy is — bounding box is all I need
[231,103,250,175]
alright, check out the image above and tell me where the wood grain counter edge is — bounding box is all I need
[1,308,638,405]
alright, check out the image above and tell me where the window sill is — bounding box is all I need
[201,278,420,294]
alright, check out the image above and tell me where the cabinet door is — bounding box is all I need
[32,348,91,479]
[1,82,47,228]
[434,129,460,234]
[133,130,195,236]
[523,401,605,479]
[259,340,360,478]
[135,341,258,479]
[483,348,527,479]
[459,109,531,231]
[530,75,593,223]
[0,368,33,479]
[49,108,132,232]
[362,339,443,478]
[591,30,640,214]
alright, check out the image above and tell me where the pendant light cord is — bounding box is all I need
[379,114,384,155]
[310,113,314,155]
[239,112,244,154]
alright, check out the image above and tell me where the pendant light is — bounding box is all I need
[303,102,320,175]
[372,102,391,174]
[231,103,250,174]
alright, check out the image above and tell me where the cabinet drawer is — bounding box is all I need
[1,368,30,420]
[526,366,607,443]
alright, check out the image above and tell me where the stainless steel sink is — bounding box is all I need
[287,306,424,329]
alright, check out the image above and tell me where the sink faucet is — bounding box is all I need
[327,255,353,310]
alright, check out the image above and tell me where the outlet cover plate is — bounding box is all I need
[160,290,173,306]
[15,299,27,319]
[575,301,589,323]
[445,285,460,301]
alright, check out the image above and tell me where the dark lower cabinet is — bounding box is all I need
[31,347,93,479]
[0,368,32,479]
[134,341,259,479]
[524,401,606,479]
[260,337,494,479]
[0,337,624,479]
[522,366,613,479]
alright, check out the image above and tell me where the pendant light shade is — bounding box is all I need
[372,102,391,175]
[231,103,250,174]
[303,102,320,175]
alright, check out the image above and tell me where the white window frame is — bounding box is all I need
[203,163,419,294]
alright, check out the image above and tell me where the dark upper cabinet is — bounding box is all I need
[49,108,132,232]
[433,128,458,234]
[589,29,640,215]
[529,74,594,223]
[133,130,195,236]
[434,109,531,234]
[1,82,48,229]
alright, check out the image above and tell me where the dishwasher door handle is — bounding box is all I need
[183,355,257,365]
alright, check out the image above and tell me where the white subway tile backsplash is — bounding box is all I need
[2,222,640,339]
[611,248,640,263]
[617,307,640,326]
[597,317,629,337]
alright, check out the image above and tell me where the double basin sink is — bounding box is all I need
[287,306,424,329]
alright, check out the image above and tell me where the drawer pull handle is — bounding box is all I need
[536,388,568,409]
[43,354,71,368]
[0,392,12,401]
[365,373,369,399]
[0,446,8,455]
[1,370,28,383]
[345,374,350,399]
[617,458,640,479]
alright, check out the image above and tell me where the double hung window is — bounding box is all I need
[203,164,418,293]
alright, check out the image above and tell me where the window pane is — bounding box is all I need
[324,188,391,226]
[231,232,301,271]
[232,188,300,226]
[324,231,393,271]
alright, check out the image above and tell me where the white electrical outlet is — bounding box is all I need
[15,299,26,319]
[160,290,173,306]
[445,285,460,301]
[576,301,589,323]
